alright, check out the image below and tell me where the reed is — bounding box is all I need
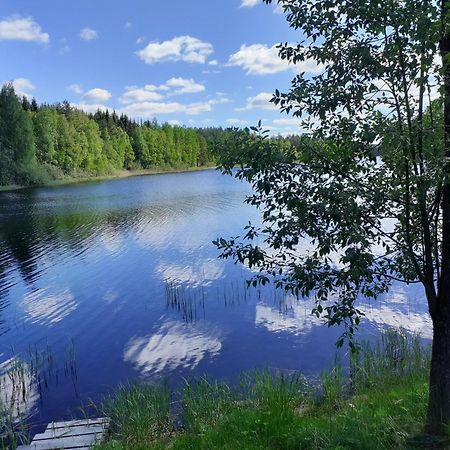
[0,341,78,449]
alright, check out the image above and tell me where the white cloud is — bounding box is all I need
[82,88,112,103]
[72,102,113,114]
[208,59,219,66]
[273,118,302,127]
[120,100,213,117]
[240,0,283,13]
[228,44,287,75]
[119,86,165,104]
[165,77,205,95]
[236,92,277,111]
[226,118,250,126]
[11,78,35,98]
[68,83,83,94]
[137,35,214,64]
[228,43,321,75]
[210,95,230,105]
[80,27,98,41]
[167,119,181,126]
[75,80,226,119]
[118,92,228,119]
[136,37,145,45]
[0,15,49,43]
[119,78,206,104]
[124,22,132,29]
[241,0,260,7]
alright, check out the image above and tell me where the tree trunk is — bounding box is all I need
[429,0,450,435]
[430,180,450,435]
[427,306,450,434]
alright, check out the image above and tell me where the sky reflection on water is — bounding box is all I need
[0,169,432,428]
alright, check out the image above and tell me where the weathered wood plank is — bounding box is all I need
[24,433,101,449]
[46,417,109,429]
[34,425,105,440]
[32,430,104,443]
[20,417,110,450]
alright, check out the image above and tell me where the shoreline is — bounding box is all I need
[94,332,432,450]
[0,165,217,193]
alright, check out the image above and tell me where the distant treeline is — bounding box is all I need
[0,83,299,187]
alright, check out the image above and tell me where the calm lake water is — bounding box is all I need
[0,169,431,431]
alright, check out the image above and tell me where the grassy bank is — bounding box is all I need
[95,331,439,450]
[0,165,215,193]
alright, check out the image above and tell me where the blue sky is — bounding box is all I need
[0,0,317,134]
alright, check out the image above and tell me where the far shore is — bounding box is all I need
[0,165,217,193]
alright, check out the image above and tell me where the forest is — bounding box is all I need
[0,83,295,187]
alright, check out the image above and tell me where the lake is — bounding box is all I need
[0,169,431,432]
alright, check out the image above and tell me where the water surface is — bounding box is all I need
[0,169,430,430]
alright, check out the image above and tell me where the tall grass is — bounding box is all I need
[349,329,430,392]
[182,378,235,431]
[240,370,309,412]
[320,358,344,405]
[97,383,172,447]
[97,329,432,450]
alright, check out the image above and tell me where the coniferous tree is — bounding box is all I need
[30,97,38,113]
[21,96,31,112]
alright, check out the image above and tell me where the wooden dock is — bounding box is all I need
[17,417,110,450]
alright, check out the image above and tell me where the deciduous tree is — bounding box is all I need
[215,0,450,434]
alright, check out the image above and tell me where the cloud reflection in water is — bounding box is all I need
[21,288,77,326]
[255,296,320,336]
[124,321,222,375]
[254,286,431,339]
[157,258,224,286]
[0,357,39,420]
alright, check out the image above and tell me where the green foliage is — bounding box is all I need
[0,84,36,184]
[1,84,302,187]
[33,107,58,165]
[215,0,450,430]
[214,0,444,347]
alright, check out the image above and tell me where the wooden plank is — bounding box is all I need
[27,447,91,450]
[46,417,109,429]
[34,425,105,440]
[32,430,104,443]
[25,434,101,449]
[20,417,110,450]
